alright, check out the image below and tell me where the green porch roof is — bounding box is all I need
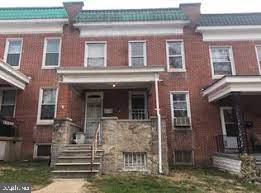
[0,7,67,20]
[76,8,189,23]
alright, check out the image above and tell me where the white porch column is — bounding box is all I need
[154,73,162,174]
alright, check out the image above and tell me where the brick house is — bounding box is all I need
[0,1,261,175]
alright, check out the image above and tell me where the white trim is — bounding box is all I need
[37,87,58,125]
[128,41,147,67]
[4,38,23,70]
[196,25,261,41]
[170,91,192,130]
[42,37,62,69]
[0,19,67,24]
[255,45,261,75]
[128,91,148,119]
[166,40,186,72]
[0,59,30,90]
[84,92,104,134]
[84,41,107,67]
[33,143,52,160]
[209,46,236,79]
[203,76,261,102]
[75,21,188,37]
[220,106,233,136]
[0,90,17,118]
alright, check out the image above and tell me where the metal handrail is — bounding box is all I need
[91,123,101,171]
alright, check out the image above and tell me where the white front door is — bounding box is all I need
[85,92,103,140]
[220,107,239,151]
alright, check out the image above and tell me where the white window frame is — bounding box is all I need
[255,45,261,75]
[123,152,147,171]
[4,38,23,69]
[128,91,148,119]
[209,46,236,79]
[84,41,107,67]
[0,88,17,118]
[37,87,58,125]
[170,91,192,130]
[33,143,51,160]
[219,106,233,136]
[42,37,62,69]
[128,40,147,67]
[166,40,186,72]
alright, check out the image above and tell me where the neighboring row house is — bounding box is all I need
[0,1,261,176]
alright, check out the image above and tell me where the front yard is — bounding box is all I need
[1,161,261,193]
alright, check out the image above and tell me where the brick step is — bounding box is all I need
[52,170,99,178]
[54,162,101,170]
[57,156,101,163]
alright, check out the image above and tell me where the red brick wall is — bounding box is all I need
[1,24,261,164]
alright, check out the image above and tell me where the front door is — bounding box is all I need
[220,107,239,152]
[129,91,147,119]
[85,92,103,141]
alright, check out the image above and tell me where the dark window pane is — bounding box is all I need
[175,150,192,164]
[173,101,187,109]
[174,110,188,117]
[168,42,182,55]
[45,53,59,66]
[131,43,144,56]
[0,106,15,117]
[131,57,144,67]
[213,62,232,75]
[37,145,51,157]
[40,105,55,120]
[173,94,186,101]
[87,58,104,67]
[7,54,20,66]
[169,56,183,69]
[2,90,16,105]
[175,151,183,163]
[46,39,60,53]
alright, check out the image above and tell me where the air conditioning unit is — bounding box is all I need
[174,117,191,127]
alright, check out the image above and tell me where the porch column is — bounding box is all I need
[232,92,248,154]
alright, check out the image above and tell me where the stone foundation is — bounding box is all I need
[50,118,81,166]
[101,117,169,174]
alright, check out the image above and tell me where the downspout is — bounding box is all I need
[154,73,163,174]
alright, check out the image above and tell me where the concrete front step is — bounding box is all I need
[52,170,99,178]
[60,150,104,156]
[54,162,101,170]
[57,156,101,163]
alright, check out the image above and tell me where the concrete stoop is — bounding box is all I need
[52,144,103,178]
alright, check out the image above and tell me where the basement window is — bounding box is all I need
[123,152,147,171]
[174,150,193,165]
[34,144,51,159]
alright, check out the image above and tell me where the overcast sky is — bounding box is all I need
[0,0,260,13]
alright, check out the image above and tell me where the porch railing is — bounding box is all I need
[216,135,240,153]
[91,123,101,171]
[130,109,147,120]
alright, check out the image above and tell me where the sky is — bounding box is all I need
[0,0,261,13]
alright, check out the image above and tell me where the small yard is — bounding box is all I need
[85,167,261,193]
[0,161,52,190]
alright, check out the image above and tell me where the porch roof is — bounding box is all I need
[202,75,261,102]
[0,60,30,90]
[57,66,164,89]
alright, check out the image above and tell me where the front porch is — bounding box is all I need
[51,66,168,176]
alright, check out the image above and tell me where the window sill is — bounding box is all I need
[42,66,59,70]
[168,69,186,73]
[36,120,54,126]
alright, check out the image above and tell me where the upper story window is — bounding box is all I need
[37,88,57,125]
[42,38,61,68]
[210,46,235,79]
[0,90,16,118]
[85,42,107,67]
[129,41,146,67]
[170,92,191,129]
[4,39,22,68]
[256,46,261,74]
[166,40,185,72]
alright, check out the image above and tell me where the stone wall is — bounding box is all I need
[101,117,168,175]
[50,118,81,166]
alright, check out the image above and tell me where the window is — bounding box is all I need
[123,152,147,171]
[256,46,261,74]
[37,88,57,125]
[4,39,22,67]
[85,42,106,67]
[166,41,185,71]
[34,144,51,159]
[43,38,61,68]
[129,41,146,67]
[0,90,16,117]
[210,46,235,78]
[174,150,193,165]
[171,92,191,128]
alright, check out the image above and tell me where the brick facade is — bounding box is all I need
[0,6,261,166]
